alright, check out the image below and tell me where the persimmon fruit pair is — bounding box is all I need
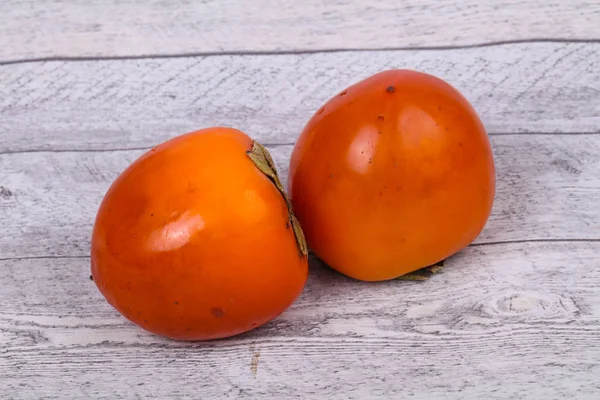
[91,70,495,340]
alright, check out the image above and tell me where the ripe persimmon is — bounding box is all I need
[91,127,308,340]
[288,70,495,281]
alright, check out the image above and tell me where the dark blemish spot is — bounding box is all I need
[368,159,372,164]
[379,192,383,196]
[378,115,385,121]
[459,142,463,147]
[339,91,347,96]
[187,327,191,331]
[378,131,382,134]
[251,322,258,327]
[211,307,225,317]
[174,301,179,305]
[384,186,387,189]
[286,220,291,229]
[317,107,325,115]
[386,86,395,93]
[137,311,141,315]
[361,151,364,154]
[128,281,131,285]
[438,107,441,110]
[150,213,154,217]
[89,275,94,281]
[329,174,333,178]
[144,320,148,323]
[0,186,13,199]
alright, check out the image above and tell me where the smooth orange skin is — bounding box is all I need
[91,128,308,340]
[289,70,495,281]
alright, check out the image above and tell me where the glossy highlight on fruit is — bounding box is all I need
[91,127,308,340]
[288,70,495,281]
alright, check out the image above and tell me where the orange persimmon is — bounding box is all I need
[91,127,308,340]
[288,70,495,281]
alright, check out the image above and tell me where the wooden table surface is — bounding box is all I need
[1,1,600,399]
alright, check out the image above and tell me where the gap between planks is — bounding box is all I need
[2,133,600,156]
[2,239,600,263]
[2,38,600,66]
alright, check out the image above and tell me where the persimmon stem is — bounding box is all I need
[247,141,308,257]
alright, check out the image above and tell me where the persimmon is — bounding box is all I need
[91,127,308,340]
[288,70,495,281]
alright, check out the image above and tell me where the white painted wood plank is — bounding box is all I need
[1,1,598,398]
[1,241,599,398]
[0,0,598,62]
[1,135,599,259]
[1,43,599,154]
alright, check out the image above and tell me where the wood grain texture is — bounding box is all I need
[2,42,599,155]
[1,241,599,398]
[1,134,599,260]
[1,0,599,62]
[2,3,599,397]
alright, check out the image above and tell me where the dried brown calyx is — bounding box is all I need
[397,259,446,281]
[247,141,308,257]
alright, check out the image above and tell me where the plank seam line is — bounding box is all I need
[2,239,599,262]
[0,143,296,156]
[1,38,599,66]
[1,133,599,156]
[469,238,600,247]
